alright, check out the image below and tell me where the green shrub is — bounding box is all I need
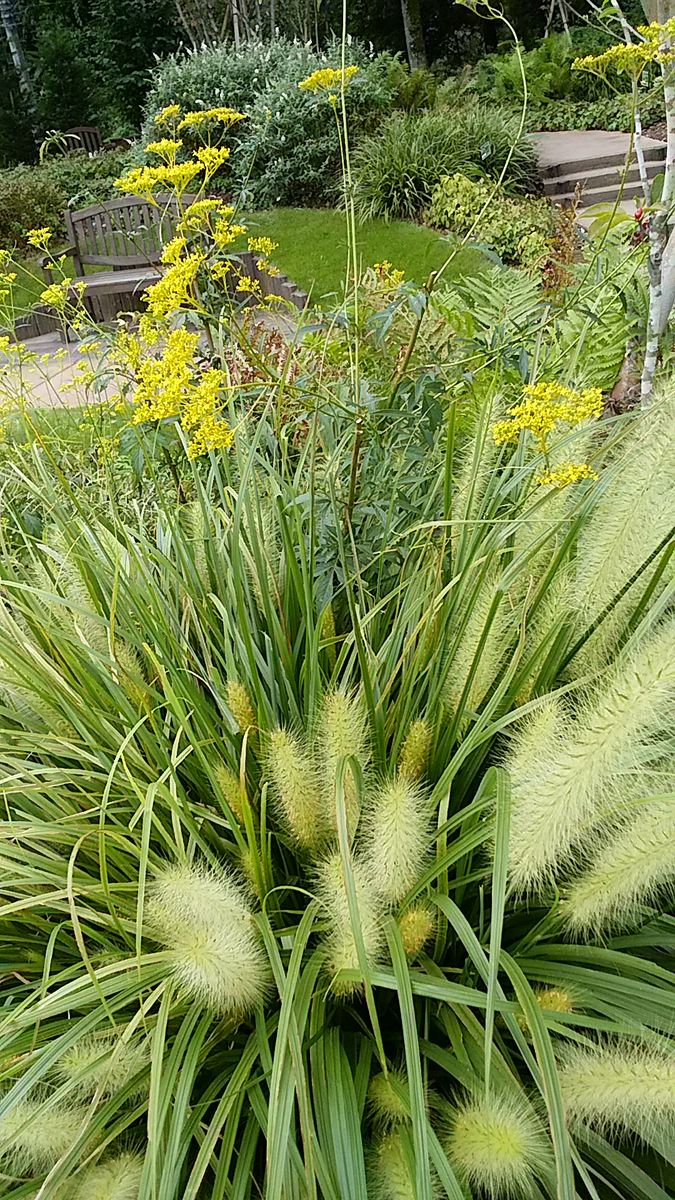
[0,150,135,249]
[352,107,539,221]
[144,38,393,208]
[470,31,635,107]
[382,53,438,112]
[234,56,393,208]
[524,83,664,131]
[428,172,553,268]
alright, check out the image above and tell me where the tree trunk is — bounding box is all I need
[0,0,37,124]
[400,0,427,70]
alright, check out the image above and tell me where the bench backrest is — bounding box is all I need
[66,195,195,271]
[65,126,103,155]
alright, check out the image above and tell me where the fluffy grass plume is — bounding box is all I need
[564,776,675,935]
[568,388,675,675]
[146,861,269,1015]
[317,851,384,994]
[443,570,514,725]
[397,719,432,782]
[72,1151,144,1200]
[215,762,246,824]
[226,679,256,733]
[57,1033,150,1099]
[317,690,370,834]
[367,1128,438,1200]
[507,618,675,892]
[397,901,435,958]
[266,728,325,850]
[559,1041,675,1140]
[361,777,431,904]
[0,1094,86,1173]
[368,1069,410,1127]
[445,1092,552,1198]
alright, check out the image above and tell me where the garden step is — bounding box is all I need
[531,130,667,179]
[552,178,649,207]
[541,144,665,179]
[543,159,663,197]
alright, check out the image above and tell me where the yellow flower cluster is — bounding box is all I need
[537,462,598,488]
[213,217,247,251]
[0,268,17,304]
[178,107,246,131]
[640,18,675,63]
[155,104,181,127]
[116,161,203,200]
[146,138,183,162]
[40,280,86,311]
[120,326,233,458]
[573,41,652,77]
[181,369,235,458]
[26,227,52,249]
[494,382,602,488]
[195,145,231,178]
[143,252,203,322]
[493,382,603,450]
[298,65,359,93]
[177,198,230,233]
[574,19,675,77]
[374,260,405,288]
[248,236,279,258]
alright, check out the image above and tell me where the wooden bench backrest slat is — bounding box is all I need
[68,194,196,268]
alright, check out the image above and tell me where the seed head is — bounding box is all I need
[0,1094,87,1174]
[397,719,432,782]
[72,1151,144,1200]
[266,728,326,850]
[564,778,675,936]
[226,680,255,733]
[57,1033,150,1099]
[317,690,370,835]
[317,851,384,995]
[368,1069,410,1127]
[362,777,431,905]
[559,1040,675,1141]
[367,1128,423,1200]
[397,903,435,958]
[215,762,246,824]
[507,620,675,893]
[146,861,269,1016]
[445,1092,552,1198]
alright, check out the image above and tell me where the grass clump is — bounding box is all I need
[0,97,672,1200]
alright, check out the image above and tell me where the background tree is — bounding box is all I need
[400,0,428,66]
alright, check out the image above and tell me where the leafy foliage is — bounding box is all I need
[0,148,134,249]
[143,38,393,208]
[523,83,665,132]
[352,107,538,221]
[428,173,553,268]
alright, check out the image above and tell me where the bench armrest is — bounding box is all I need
[39,244,77,271]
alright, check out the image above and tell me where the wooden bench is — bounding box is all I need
[44,194,308,330]
[46,194,189,325]
[64,126,103,155]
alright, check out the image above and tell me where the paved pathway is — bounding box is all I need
[1,333,117,409]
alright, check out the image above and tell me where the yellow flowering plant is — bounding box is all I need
[493,381,603,488]
[105,105,293,458]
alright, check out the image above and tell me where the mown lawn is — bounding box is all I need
[245,207,487,302]
[4,207,487,321]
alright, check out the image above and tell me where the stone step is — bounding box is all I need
[543,158,664,196]
[542,143,665,179]
[553,178,649,207]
